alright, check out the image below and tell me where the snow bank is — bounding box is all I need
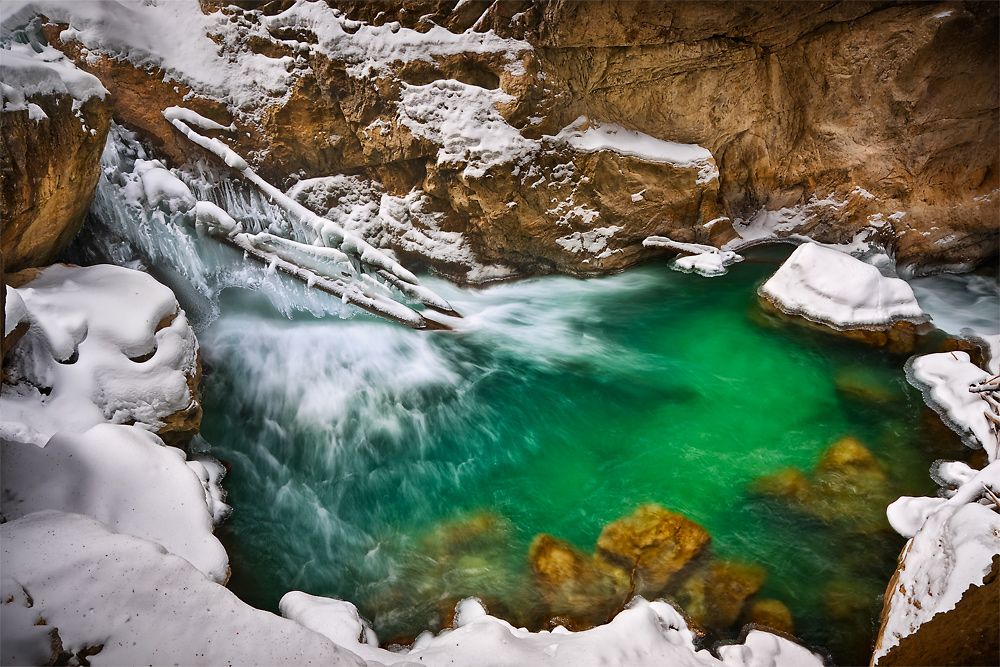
[280,592,823,667]
[398,79,539,179]
[1,264,199,444]
[643,236,742,277]
[759,242,926,329]
[0,511,364,666]
[0,41,107,112]
[876,460,1000,664]
[907,351,997,457]
[552,117,718,183]
[1,423,229,583]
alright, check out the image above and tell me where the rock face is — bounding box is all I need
[874,554,999,667]
[1,42,111,274]
[32,0,997,281]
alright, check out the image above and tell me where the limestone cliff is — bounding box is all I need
[1,36,111,275]
[27,1,1000,281]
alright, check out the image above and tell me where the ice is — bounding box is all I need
[1,423,229,583]
[759,242,926,329]
[1,264,199,444]
[134,158,197,214]
[908,273,1000,337]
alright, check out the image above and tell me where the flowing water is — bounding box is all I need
[67,128,976,665]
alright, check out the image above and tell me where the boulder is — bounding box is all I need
[527,534,629,623]
[671,560,767,631]
[596,504,711,595]
[743,598,795,636]
[752,437,897,534]
[1,41,111,273]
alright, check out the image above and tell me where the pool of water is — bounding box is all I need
[197,247,943,665]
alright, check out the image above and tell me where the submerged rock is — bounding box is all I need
[743,599,795,636]
[752,437,898,534]
[834,366,904,405]
[596,504,711,596]
[528,533,628,624]
[670,560,767,632]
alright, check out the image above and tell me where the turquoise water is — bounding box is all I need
[199,249,939,665]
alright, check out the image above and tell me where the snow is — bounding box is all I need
[1,511,365,666]
[397,79,539,179]
[4,284,28,337]
[1,423,229,584]
[1,264,199,445]
[759,242,926,329]
[264,0,531,79]
[907,351,997,457]
[0,577,58,667]
[876,461,1000,664]
[551,117,718,183]
[556,225,624,259]
[195,199,242,237]
[643,236,743,277]
[134,158,197,214]
[163,104,233,131]
[0,41,107,112]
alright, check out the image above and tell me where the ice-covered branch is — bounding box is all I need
[643,236,742,277]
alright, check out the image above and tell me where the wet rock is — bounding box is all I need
[751,437,898,534]
[743,598,795,636]
[596,504,711,595]
[671,560,767,631]
[528,533,629,623]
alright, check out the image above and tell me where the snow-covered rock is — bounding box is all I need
[907,350,998,457]
[1,423,229,583]
[759,243,926,329]
[1,264,201,446]
[875,461,1000,665]
[0,511,366,666]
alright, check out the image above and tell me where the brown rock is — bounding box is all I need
[873,555,1000,667]
[743,598,795,636]
[834,367,904,405]
[672,560,767,631]
[528,534,629,622]
[752,437,897,534]
[596,504,711,595]
[1,90,110,273]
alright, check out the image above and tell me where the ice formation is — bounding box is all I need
[759,242,926,329]
[643,236,743,277]
[1,264,199,445]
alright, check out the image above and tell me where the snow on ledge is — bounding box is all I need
[549,117,718,183]
[0,42,107,112]
[759,243,926,330]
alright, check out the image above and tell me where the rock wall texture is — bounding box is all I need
[1,93,110,274]
[36,1,1000,280]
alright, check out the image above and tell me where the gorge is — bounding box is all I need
[2,2,999,666]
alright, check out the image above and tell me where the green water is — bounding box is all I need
[200,248,939,664]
